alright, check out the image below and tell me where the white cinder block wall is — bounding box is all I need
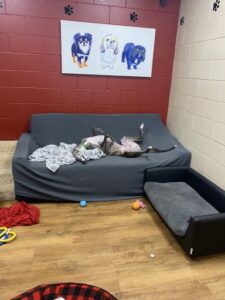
[167,0,225,189]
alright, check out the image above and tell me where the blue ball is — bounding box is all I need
[80,200,87,207]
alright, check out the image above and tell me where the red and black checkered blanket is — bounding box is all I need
[11,282,117,300]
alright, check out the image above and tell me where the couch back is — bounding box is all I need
[30,113,174,149]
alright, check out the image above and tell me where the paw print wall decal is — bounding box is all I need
[160,0,167,8]
[64,5,74,15]
[130,12,138,22]
[213,0,220,11]
[180,16,185,26]
[0,0,5,12]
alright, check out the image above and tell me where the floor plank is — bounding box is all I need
[1,199,225,300]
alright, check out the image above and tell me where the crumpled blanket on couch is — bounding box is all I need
[29,142,105,172]
[29,142,77,172]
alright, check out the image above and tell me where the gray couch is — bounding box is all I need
[12,113,191,202]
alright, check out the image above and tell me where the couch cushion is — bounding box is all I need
[30,113,175,149]
[144,182,219,236]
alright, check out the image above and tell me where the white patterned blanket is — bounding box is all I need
[29,142,105,172]
[29,143,77,172]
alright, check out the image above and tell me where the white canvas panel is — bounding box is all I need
[61,20,155,78]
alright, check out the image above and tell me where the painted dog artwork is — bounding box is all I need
[100,34,119,69]
[122,43,146,70]
[71,33,92,68]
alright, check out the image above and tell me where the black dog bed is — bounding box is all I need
[144,167,225,258]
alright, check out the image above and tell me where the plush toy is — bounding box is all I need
[138,200,146,209]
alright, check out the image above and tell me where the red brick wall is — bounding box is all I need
[0,0,180,140]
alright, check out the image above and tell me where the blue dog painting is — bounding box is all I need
[71,33,92,68]
[122,43,146,70]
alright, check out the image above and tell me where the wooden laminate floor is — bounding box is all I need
[1,199,225,300]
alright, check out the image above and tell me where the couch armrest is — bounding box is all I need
[13,133,38,160]
[182,213,225,258]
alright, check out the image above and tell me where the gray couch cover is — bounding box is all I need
[12,113,191,201]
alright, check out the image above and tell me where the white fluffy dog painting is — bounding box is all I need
[100,34,119,69]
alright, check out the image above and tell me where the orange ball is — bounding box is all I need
[132,201,140,210]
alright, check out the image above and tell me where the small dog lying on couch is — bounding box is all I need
[73,124,144,162]
[74,124,177,162]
